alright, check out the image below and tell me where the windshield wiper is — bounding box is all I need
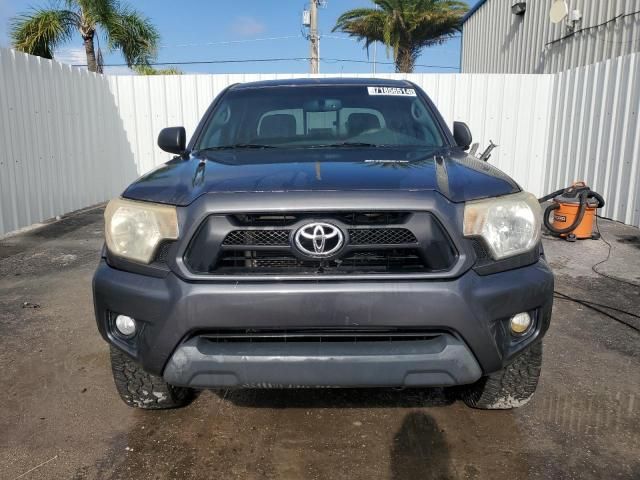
[196,143,277,153]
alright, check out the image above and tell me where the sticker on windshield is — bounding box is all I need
[367,86,416,96]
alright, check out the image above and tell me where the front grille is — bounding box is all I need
[185,211,457,277]
[216,249,425,274]
[348,228,417,245]
[230,211,411,226]
[222,227,416,247]
[223,230,289,246]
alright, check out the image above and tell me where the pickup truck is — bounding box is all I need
[93,78,553,410]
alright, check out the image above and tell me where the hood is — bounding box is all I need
[122,147,519,205]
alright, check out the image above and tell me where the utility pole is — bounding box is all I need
[310,0,319,74]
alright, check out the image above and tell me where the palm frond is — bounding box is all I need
[104,6,159,67]
[77,0,118,29]
[10,8,79,59]
[332,0,468,72]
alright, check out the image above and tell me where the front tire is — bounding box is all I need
[110,346,195,409]
[463,342,543,409]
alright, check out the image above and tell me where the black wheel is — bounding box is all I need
[566,233,577,242]
[591,232,601,240]
[462,342,542,409]
[110,346,195,409]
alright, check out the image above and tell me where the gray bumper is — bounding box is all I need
[94,258,554,379]
[163,334,482,388]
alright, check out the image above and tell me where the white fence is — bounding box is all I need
[1,47,639,236]
[545,52,640,227]
[0,49,137,235]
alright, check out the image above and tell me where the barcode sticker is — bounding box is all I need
[367,86,416,96]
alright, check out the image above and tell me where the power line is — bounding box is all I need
[77,57,459,70]
[322,58,459,70]
[76,57,460,70]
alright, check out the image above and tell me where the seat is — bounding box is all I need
[259,114,297,138]
[347,113,381,136]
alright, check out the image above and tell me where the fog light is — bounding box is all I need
[510,312,532,335]
[115,315,136,336]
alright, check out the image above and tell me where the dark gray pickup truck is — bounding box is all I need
[93,78,553,410]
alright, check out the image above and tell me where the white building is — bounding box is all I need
[461,0,640,73]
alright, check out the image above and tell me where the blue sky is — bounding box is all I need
[0,0,471,74]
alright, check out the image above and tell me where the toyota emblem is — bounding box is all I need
[294,222,344,257]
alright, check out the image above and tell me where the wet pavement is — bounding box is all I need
[0,207,638,480]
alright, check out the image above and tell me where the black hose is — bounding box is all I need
[543,190,589,235]
[538,188,566,204]
[588,191,605,208]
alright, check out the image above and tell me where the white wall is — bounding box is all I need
[462,0,640,74]
[108,72,554,198]
[0,49,137,236]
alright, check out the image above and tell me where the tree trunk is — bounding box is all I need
[83,31,100,73]
[395,47,416,73]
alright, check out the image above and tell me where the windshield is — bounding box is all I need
[195,85,446,150]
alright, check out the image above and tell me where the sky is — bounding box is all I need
[0,0,471,75]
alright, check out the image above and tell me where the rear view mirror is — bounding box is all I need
[158,127,186,155]
[453,121,472,151]
[303,99,342,112]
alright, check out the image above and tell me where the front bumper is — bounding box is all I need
[93,258,554,387]
[164,334,482,388]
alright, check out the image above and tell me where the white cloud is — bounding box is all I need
[229,16,266,37]
[55,47,87,66]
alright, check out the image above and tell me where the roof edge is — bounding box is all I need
[462,0,487,23]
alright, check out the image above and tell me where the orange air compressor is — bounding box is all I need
[540,182,605,242]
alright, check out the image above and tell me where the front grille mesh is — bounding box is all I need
[348,228,417,245]
[223,230,289,246]
[217,249,425,274]
[222,227,417,247]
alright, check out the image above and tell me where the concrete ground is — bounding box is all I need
[0,207,638,480]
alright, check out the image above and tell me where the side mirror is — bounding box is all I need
[453,121,472,151]
[158,127,186,155]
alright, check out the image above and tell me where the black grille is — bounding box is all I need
[152,241,174,264]
[230,211,410,226]
[472,239,490,260]
[184,211,457,276]
[349,228,417,245]
[223,230,290,246]
[199,329,442,343]
[216,249,425,274]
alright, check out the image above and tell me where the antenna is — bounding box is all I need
[549,0,568,24]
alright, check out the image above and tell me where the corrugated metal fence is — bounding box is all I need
[1,47,639,235]
[462,0,640,74]
[0,49,137,236]
[545,52,640,226]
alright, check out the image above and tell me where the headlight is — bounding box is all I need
[104,198,179,264]
[463,192,541,260]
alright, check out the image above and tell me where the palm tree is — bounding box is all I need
[10,0,159,73]
[333,0,467,73]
